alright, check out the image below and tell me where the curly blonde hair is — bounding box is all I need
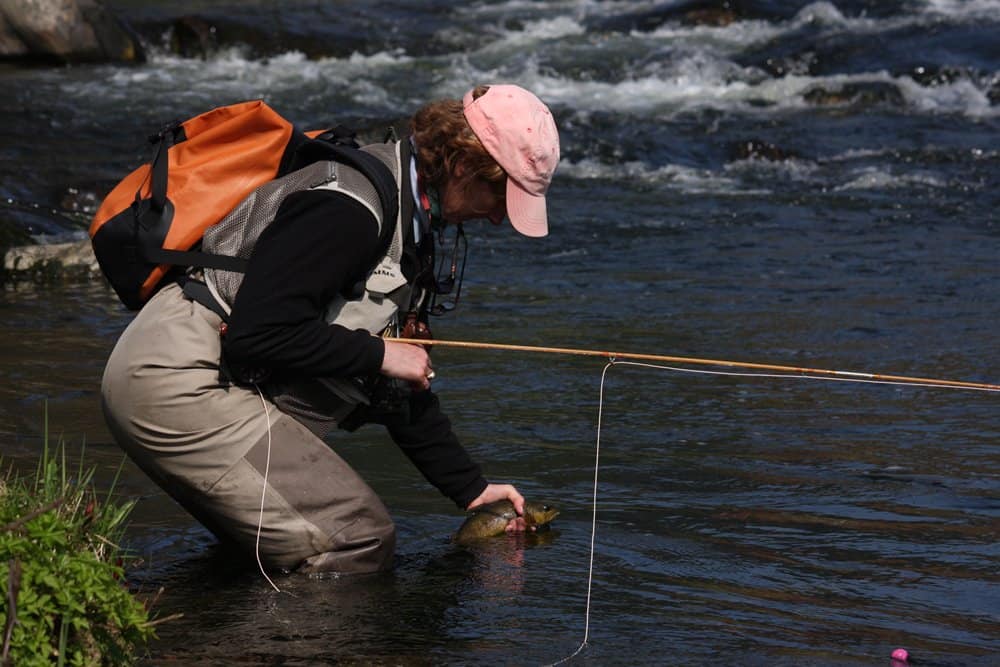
[410,85,506,195]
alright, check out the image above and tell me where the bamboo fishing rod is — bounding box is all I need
[385,338,1000,392]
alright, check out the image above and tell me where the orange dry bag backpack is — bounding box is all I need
[89,100,398,310]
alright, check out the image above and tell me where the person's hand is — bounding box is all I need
[381,340,433,390]
[467,483,529,533]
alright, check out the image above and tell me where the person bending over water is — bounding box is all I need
[100,84,560,574]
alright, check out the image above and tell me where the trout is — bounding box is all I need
[454,500,559,544]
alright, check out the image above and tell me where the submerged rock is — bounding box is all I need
[0,0,143,63]
[906,64,968,88]
[128,10,380,61]
[803,81,906,108]
[587,0,746,33]
[169,15,219,59]
[730,138,800,162]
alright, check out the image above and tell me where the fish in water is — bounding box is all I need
[454,500,559,544]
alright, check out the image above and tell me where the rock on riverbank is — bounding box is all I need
[3,238,99,279]
[0,0,142,63]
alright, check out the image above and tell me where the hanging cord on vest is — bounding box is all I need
[252,383,282,593]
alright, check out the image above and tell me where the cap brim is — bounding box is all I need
[506,179,548,238]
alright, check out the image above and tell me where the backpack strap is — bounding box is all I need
[141,119,252,273]
[177,275,231,322]
[143,245,249,273]
[288,131,400,249]
[147,120,184,213]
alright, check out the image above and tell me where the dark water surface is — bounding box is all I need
[1,1,998,665]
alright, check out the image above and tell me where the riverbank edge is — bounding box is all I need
[0,415,160,665]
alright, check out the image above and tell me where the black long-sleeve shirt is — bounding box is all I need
[222,187,487,508]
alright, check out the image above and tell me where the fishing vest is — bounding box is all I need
[200,139,425,434]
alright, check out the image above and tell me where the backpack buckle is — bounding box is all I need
[148,120,182,145]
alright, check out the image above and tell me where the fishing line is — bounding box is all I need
[546,355,996,665]
[252,383,281,594]
[546,359,613,667]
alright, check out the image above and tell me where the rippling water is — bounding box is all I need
[1,1,998,664]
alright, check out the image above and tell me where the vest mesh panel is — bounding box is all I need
[203,160,334,307]
[203,144,394,309]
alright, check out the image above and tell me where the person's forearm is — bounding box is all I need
[387,390,488,507]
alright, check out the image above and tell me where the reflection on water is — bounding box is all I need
[127,522,563,665]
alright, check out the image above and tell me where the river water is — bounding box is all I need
[1,1,998,665]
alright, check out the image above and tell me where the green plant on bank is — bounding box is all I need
[0,415,155,666]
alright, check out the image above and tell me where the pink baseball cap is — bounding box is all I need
[463,85,560,237]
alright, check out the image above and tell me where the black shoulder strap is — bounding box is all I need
[147,120,184,213]
[288,131,400,250]
[143,246,249,273]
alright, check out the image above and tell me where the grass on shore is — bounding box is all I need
[0,415,157,666]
